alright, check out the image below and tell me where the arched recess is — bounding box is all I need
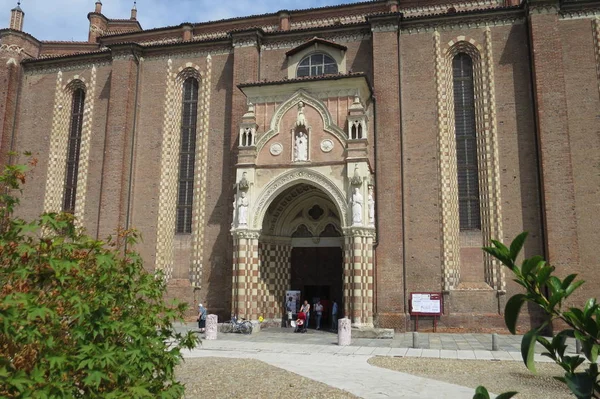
[435,31,503,292]
[251,168,349,230]
[255,89,348,153]
[43,67,98,229]
[261,184,342,239]
[155,60,208,283]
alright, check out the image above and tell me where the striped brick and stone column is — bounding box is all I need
[231,230,261,320]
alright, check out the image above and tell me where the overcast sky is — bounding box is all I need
[2,0,362,41]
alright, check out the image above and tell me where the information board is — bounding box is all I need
[409,292,442,316]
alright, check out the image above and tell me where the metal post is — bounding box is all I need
[413,331,419,348]
[576,339,582,354]
[492,333,499,351]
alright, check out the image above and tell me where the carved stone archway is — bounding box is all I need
[231,170,375,327]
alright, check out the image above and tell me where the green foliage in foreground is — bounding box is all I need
[0,159,199,398]
[474,232,599,399]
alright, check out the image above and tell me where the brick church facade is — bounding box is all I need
[0,0,598,330]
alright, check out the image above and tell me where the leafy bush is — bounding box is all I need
[474,232,599,399]
[0,159,199,398]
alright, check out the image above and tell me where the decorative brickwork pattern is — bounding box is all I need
[43,69,97,227]
[191,55,212,288]
[73,66,97,228]
[434,31,461,291]
[435,31,504,291]
[231,232,261,320]
[155,59,211,283]
[594,18,600,101]
[343,228,375,327]
[258,242,292,320]
[155,59,179,280]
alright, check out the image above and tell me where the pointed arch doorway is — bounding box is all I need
[259,183,344,326]
[230,168,376,328]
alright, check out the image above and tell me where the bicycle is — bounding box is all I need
[220,316,253,334]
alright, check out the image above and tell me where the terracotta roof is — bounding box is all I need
[286,37,348,56]
[21,49,110,63]
[97,1,384,39]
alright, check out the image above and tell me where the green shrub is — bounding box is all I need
[0,158,199,398]
[474,232,599,399]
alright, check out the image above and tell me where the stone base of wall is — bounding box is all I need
[374,312,410,331]
[446,289,500,314]
[165,279,196,318]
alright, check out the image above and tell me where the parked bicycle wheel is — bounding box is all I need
[240,321,253,335]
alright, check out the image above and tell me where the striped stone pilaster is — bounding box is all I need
[343,235,353,319]
[594,18,600,101]
[73,66,97,228]
[344,227,375,327]
[44,71,68,213]
[191,55,213,288]
[231,230,260,320]
[434,31,461,291]
[483,27,504,291]
[155,59,179,279]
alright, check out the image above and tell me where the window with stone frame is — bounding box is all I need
[452,52,481,231]
[62,88,85,213]
[176,77,199,234]
[296,53,338,78]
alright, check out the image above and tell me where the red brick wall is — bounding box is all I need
[371,27,406,328]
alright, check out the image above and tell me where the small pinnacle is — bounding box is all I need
[133,1,137,10]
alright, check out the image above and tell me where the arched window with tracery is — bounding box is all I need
[176,77,199,234]
[296,53,338,77]
[62,88,85,213]
[452,52,481,231]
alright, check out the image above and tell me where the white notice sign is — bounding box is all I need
[410,293,442,315]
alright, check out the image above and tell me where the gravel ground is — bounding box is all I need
[176,357,358,399]
[368,357,572,399]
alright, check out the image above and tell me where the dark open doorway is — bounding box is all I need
[290,246,343,329]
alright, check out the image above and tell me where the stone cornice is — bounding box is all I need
[559,1,600,19]
[230,28,264,48]
[22,51,111,73]
[401,6,524,34]
[367,12,401,32]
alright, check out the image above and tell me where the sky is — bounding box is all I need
[1,0,362,41]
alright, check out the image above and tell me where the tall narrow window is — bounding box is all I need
[63,88,85,213]
[176,78,199,234]
[453,53,481,230]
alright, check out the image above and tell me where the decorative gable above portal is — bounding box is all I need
[237,73,373,168]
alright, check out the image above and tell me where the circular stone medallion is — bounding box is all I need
[320,139,334,153]
[270,142,283,156]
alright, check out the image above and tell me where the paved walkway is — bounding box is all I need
[178,324,579,398]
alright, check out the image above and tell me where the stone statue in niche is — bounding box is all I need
[238,172,250,191]
[351,187,363,225]
[237,191,249,226]
[296,101,307,127]
[368,185,375,226]
[294,131,308,162]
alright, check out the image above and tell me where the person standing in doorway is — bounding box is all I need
[300,300,310,329]
[315,300,323,330]
[198,303,207,333]
[331,300,338,331]
[286,296,294,328]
